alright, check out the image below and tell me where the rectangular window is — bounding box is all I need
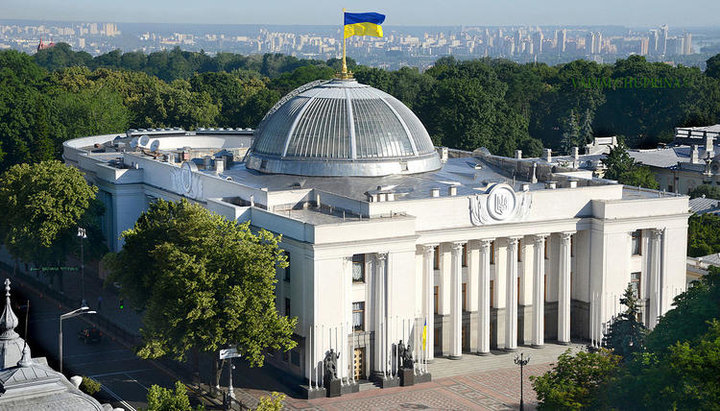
[518,239,522,262]
[668,185,673,193]
[490,241,495,265]
[283,251,291,282]
[544,239,550,260]
[434,286,439,314]
[632,230,642,256]
[285,298,291,316]
[352,302,365,331]
[282,350,289,362]
[352,254,365,282]
[490,280,495,307]
[630,272,641,299]
[433,246,440,270]
[462,243,468,267]
[462,283,467,311]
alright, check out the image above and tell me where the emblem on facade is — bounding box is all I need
[171,162,203,199]
[469,183,532,226]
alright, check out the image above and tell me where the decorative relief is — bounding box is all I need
[469,183,532,226]
[171,162,204,199]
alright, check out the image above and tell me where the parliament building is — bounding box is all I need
[64,78,689,393]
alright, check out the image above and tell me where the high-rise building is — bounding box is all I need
[559,29,567,53]
[659,24,669,55]
[649,29,659,54]
[684,33,692,55]
[532,31,544,54]
[585,32,597,54]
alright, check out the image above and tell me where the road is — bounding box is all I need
[9,276,181,410]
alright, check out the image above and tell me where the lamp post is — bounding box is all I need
[59,306,96,373]
[514,352,531,411]
[77,227,87,307]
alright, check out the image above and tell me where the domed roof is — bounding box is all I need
[246,79,441,177]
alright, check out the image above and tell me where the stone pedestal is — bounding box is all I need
[400,369,415,386]
[325,378,341,397]
[300,385,326,399]
[415,372,432,384]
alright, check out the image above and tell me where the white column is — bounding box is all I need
[532,234,548,347]
[648,228,664,328]
[421,245,437,361]
[477,239,492,354]
[558,232,573,344]
[505,237,519,351]
[450,241,465,359]
[373,252,387,377]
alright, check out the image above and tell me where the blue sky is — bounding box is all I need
[1,0,718,27]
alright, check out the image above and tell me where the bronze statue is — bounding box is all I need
[323,349,340,381]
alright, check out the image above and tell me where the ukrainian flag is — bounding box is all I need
[344,12,385,39]
[422,319,427,350]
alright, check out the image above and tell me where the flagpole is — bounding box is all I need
[342,8,348,78]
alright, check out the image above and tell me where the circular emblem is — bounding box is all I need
[486,184,517,221]
[181,162,195,193]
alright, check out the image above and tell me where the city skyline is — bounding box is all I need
[1,0,719,27]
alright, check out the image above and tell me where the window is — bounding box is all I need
[434,286,438,314]
[518,239,522,262]
[490,280,495,307]
[462,243,468,267]
[544,239,550,260]
[285,298,291,316]
[291,350,300,366]
[433,246,439,270]
[352,254,365,282]
[352,302,365,331]
[668,185,673,192]
[630,272,641,299]
[632,230,642,255]
[283,251,291,282]
[462,283,467,311]
[490,241,495,265]
[283,350,289,362]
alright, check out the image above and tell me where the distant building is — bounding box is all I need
[0,280,107,410]
[628,125,720,194]
[686,253,719,287]
[36,38,55,51]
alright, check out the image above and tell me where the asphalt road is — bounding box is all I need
[10,277,180,411]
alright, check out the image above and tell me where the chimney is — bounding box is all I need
[203,155,212,170]
[542,148,552,163]
[448,186,457,196]
[431,187,440,198]
[440,147,449,163]
[515,150,522,159]
[704,131,715,158]
[215,158,225,174]
[691,145,699,164]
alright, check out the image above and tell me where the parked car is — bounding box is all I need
[78,326,102,344]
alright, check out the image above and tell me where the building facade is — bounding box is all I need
[64,79,689,392]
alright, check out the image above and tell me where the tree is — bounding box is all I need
[601,142,635,180]
[688,184,720,199]
[560,110,580,154]
[0,161,98,266]
[602,285,648,361]
[706,53,720,80]
[530,349,621,410]
[79,376,101,395]
[687,214,720,257]
[146,381,203,411]
[254,392,286,411]
[579,109,594,147]
[617,165,659,189]
[104,199,296,385]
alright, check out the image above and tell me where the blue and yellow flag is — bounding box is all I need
[422,319,427,350]
[344,12,385,39]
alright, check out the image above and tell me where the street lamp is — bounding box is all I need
[514,352,531,411]
[59,306,96,373]
[77,227,87,307]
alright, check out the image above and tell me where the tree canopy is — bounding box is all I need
[0,160,99,265]
[104,199,296,368]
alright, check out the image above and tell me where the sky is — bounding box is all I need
[1,0,719,27]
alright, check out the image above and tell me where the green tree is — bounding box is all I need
[601,142,635,180]
[602,285,648,361]
[105,199,296,385]
[254,392,286,411]
[0,161,98,265]
[706,53,720,80]
[560,110,580,154]
[579,109,594,146]
[688,184,720,199]
[145,381,203,411]
[530,349,621,410]
[687,214,720,257]
[79,376,101,395]
[618,165,659,189]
